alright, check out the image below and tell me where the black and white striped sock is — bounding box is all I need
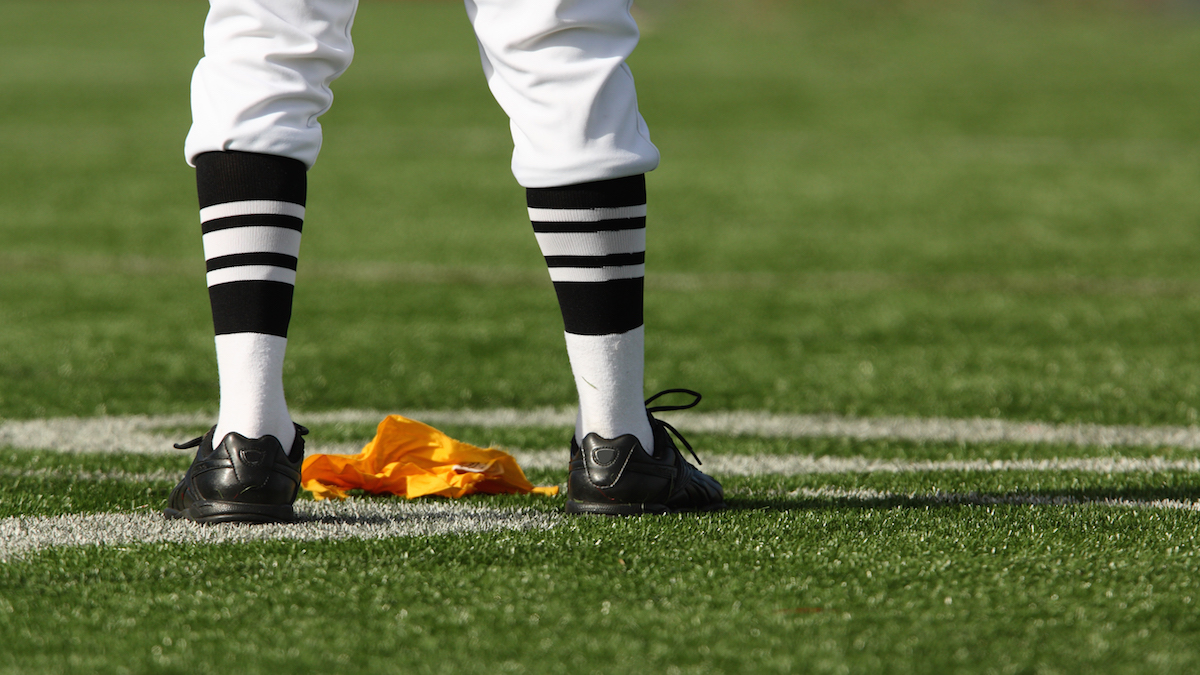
[528,174,654,452]
[196,151,305,450]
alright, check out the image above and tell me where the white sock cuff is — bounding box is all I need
[565,325,653,453]
[213,332,295,451]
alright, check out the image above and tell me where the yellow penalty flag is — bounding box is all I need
[301,414,559,501]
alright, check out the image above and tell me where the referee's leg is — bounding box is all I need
[466,0,725,514]
[166,0,358,523]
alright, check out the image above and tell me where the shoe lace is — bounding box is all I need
[645,388,704,465]
[173,436,202,450]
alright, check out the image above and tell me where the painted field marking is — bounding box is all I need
[4,408,1200,559]
[0,500,555,561]
[790,486,1200,512]
[509,451,1200,475]
[0,466,181,483]
[3,485,1196,560]
[9,251,1200,297]
[4,409,1200,455]
[4,452,1199,481]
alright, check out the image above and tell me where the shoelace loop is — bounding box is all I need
[645,388,704,465]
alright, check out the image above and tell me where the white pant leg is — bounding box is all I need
[184,0,359,168]
[465,0,660,187]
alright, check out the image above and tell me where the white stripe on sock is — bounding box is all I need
[202,227,302,259]
[527,205,647,222]
[534,230,645,257]
[206,266,297,287]
[547,265,645,283]
[200,200,305,223]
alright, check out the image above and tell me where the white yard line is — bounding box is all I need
[4,409,1200,455]
[5,452,1198,480]
[2,485,1194,560]
[509,450,1200,475]
[790,486,1200,512]
[0,501,555,561]
[670,411,1200,449]
[9,252,1200,296]
[4,407,1199,560]
[0,467,181,482]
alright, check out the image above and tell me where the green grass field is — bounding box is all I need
[4,0,1200,672]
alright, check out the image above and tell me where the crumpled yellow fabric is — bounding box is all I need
[301,414,559,501]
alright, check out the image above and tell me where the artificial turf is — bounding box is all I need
[3,0,1200,672]
[2,455,1200,674]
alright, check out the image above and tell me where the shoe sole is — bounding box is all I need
[163,500,294,525]
[565,500,726,516]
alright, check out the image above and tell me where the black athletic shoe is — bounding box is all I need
[566,389,726,515]
[164,424,307,524]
